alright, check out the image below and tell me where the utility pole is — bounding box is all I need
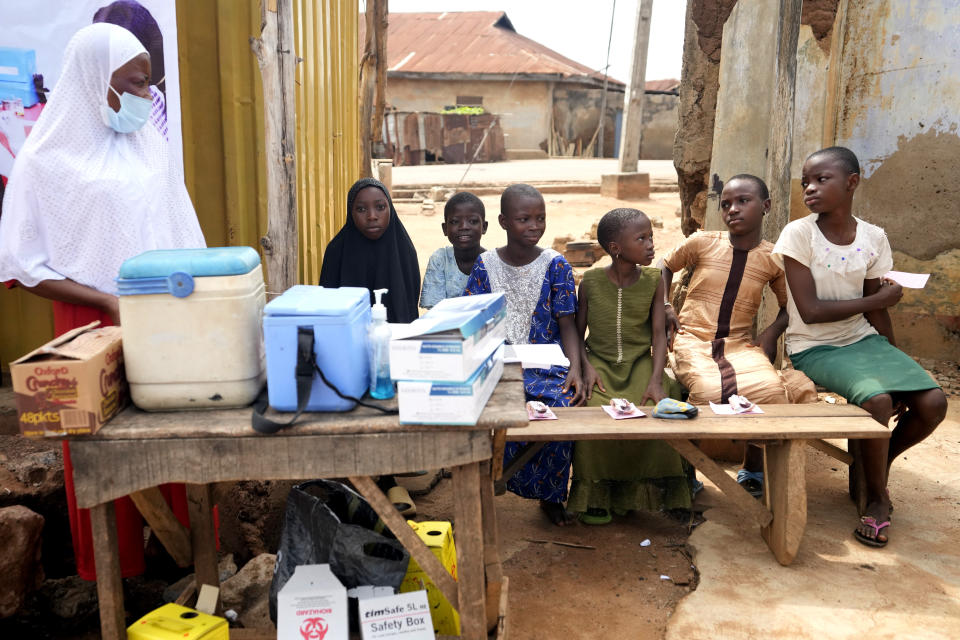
[618,0,653,173]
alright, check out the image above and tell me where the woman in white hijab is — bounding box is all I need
[0,23,205,581]
[0,22,204,333]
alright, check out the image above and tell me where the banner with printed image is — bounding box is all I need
[0,0,182,197]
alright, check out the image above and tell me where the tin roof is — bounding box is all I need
[365,11,625,86]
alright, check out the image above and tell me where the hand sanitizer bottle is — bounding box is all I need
[368,288,394,399]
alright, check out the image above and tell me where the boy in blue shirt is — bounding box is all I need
[419,192,487,309]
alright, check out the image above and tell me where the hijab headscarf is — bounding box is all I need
[319,178,421,323]
[0,23,204,295]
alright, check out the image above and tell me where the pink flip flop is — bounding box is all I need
[853,516,890,548]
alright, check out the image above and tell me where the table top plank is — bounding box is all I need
[70,429,493,507]
[84,373,528,440]
[507,404,889,441]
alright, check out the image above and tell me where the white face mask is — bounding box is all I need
[100,84,152,133]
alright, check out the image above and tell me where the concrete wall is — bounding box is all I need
[835,0,960,359]
[640,93,680,160]
[551,87,623,158]
[386,77,550,150]
[701,0,960,359]
[705,0,778,231]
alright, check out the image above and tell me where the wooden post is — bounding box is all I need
[251,0,299,292]
[617,0,653,173]
[186,484,221,611]
[360,0,388,178]
[90,503,125,640]
[451,462,487,640]
[758,0,803,366]
[762,0,803,239]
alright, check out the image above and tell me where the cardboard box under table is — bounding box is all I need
[64,366,529,640]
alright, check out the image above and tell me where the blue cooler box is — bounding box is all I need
[263,285,371,411]
[0,47,40,108]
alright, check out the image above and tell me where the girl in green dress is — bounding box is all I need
[568,208,692,524]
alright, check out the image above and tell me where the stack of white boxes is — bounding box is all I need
[390,293,506,425]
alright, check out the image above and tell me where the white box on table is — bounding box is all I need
[390,292,505,382]
[277,564,348,640]
[397,346,503,425]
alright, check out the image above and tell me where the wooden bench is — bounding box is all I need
[501,403,889,565]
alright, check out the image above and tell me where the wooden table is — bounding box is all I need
[504,403,889,565]
[68,376,527,640]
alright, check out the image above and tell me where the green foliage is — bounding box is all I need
[441,105,485,115]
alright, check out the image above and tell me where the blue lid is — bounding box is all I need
[117,247,261,279]
[265,285,371,316]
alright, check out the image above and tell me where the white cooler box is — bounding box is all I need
[116,247,266,410]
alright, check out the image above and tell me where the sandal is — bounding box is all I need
[737,469,764,499]
[387,485,416,517]
[853,516,890,548]
[578,508,612,525]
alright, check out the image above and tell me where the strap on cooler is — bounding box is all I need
[252,326,397,434]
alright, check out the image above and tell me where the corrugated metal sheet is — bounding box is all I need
[1,1,359,370]
[362,11,625,85]
[295,0,360,284]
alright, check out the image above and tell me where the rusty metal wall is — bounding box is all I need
[1,0,359,370]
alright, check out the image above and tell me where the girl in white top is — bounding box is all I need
[772,146,945,549]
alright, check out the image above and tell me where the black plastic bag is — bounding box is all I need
[269,479,410,622]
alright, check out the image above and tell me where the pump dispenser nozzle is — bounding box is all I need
[371,288,388,321]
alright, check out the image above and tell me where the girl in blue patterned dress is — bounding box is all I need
[464,184,586,525]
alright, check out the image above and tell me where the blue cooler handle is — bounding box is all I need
[251,326,398,434]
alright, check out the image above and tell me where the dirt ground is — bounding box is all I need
[409,474,700,640]
[394,191,686,285]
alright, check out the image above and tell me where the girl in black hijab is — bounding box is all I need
[319,178,421,514]
[319,178,420,323]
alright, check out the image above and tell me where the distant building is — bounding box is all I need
[365,11,678,161]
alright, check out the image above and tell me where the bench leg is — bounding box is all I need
[848,439,868,516]
[90,502,126,639]
[761,440,807,565]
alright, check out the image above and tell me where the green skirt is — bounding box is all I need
[789,334,939,405]
[567,355,692,514]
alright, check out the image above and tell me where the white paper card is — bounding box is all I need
[503,343,570,368]
[709,402,764,415]
[601,404,646,420]
[883,270,930,289]
[359,590,433,640]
